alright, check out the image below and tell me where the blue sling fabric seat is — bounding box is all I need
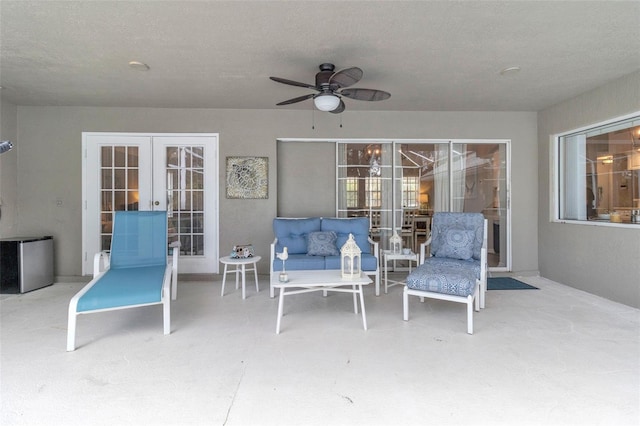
[67,211,178,351]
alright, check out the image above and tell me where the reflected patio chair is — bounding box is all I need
[403,212,487,334]
[369,210,381,241]
[413,216,431,251]
[400,209,416,251]
[67,211,178,351]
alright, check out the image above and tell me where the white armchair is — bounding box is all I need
[404,212,488,334]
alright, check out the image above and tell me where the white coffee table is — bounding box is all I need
[219,255,261,299]
[271,270,372,334]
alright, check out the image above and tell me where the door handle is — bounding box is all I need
[154,201,160,206]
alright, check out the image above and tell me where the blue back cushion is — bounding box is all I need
[321,217,371,254]
[273,217,321,254]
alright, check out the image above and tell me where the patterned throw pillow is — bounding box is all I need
[307,231,340,256]
[434,228,474,260]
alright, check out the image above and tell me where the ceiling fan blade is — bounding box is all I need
[276,93,315,106]
[329,100,346,114]
[329,67,363,88]
[340,88,391,101]
[270,76,318,90]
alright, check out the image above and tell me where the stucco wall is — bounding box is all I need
[538,71,640,308]
[10,107,537,277]
[0,98,18,237]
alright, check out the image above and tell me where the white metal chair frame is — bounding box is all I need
[403,215,488,334]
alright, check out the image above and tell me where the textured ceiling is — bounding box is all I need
[1,1,639,112]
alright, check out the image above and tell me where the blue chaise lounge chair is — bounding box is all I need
[67,211,178,351]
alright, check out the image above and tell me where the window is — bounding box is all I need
[365,177,382,208]
[402,176,419,208]
[345,178,359,208]
[557,114,640,225]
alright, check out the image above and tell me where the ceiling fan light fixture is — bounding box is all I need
[313,94,341,112]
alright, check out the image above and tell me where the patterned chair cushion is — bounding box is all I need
[307,231,339,256]
[406,260,477,297]
[431,212,484,260]
[433,228,474,260]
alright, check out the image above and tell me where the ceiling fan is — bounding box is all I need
[270,63,390,114]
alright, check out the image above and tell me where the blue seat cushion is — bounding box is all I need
[321,217,371,254]
[406,259,478,297]
[273,217,321,254]
[77,265,166,312]
[324,254,378,271]
[272,254,325,271]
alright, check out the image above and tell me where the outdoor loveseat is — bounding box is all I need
[269,217,380,297]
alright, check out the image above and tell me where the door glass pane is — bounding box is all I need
[114,191,126,211]
[101,191,112,211]
[101,213,112,233]
[114,169,126,189]
[337,142,393,250]
[166,146,206,256]
[193,191,204,211]
[101,169,112,189]
[127,147,138,167]
[100,145,140,250]
[192,147,204,168]
[452,142,507,268]
[395,143,447,251]
[101,147,112,167]
[128,170,138,190]
[114,147,126,167]
[127,191,139,209]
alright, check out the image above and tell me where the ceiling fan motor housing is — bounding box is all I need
[316,63,336,88]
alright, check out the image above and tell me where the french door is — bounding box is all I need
[82,132,219,275]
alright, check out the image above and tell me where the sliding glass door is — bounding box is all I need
[338,140,510,270]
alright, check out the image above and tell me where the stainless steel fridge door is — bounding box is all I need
[19,238,54,292]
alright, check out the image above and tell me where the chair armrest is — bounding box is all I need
[419,234,432,264]
[93,250,110,278]
[270,237,278,274]
[169,241,181,300]
[368,237,379,261]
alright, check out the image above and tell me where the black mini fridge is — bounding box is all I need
[0,236,54,293]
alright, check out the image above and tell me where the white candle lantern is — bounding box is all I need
[340,233,362,279]
[389,230,402,253]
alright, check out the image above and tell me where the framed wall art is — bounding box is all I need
[226,156,268,199]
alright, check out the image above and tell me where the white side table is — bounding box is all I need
[220,255,261,299]
[381,250,419,294]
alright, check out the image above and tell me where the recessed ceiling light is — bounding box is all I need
[128,61,150,71]
[500,66,521,76]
